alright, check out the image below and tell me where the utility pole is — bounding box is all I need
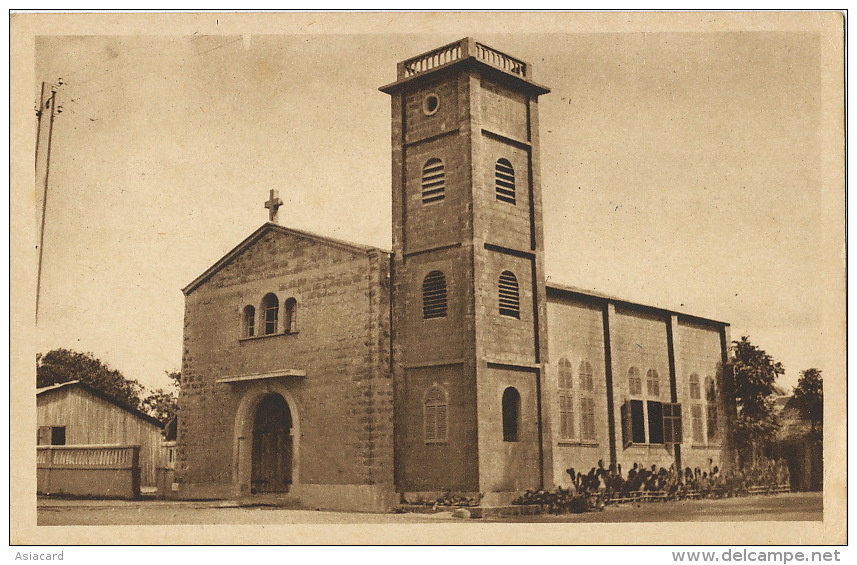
[35,80,62,324]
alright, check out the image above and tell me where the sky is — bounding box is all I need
[31,21,842,394]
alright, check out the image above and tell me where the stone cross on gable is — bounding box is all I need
[265,189,283,223]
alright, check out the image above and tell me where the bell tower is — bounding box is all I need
[381,38,552,498]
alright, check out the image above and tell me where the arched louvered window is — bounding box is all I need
[261,293,279,335]
[689,373,701,400]
[628,366,642,396]
[498,271,520,318]
[502,387,521,442]
[422,271,447,319]
[421,158,446,204]
[243,305,256,338]
[424,386,448,443]
[284,297,298,333]
[579,361,594,392]
[646,369,661,397]
[495,158,516,204]
[558,357,573,389]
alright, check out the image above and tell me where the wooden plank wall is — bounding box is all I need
[37,387,163,486]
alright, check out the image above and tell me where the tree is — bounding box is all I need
[793,368,823,438]
[141,370,180,424]
[723,336,784,467]
[37,348,144,409]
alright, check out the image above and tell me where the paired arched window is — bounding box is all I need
[424,386,449,443]
[628,366,642,396]
[646,369,660,397]
[495,158,516,204]
[261,293,279,335]
[243,305,256,338]
[421,158,446,204]
[502,387,521,442]
[498,271,520,318]
[558,357,573,389]
[422,270,448,319]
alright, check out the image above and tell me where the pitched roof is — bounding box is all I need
[546,281,728,327]
[37,380,165,428]
[183,222,391,295]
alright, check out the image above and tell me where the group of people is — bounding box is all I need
[564,458,791,503]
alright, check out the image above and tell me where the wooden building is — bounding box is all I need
[37,381,165,487]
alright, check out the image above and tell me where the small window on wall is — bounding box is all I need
[261,293,279,335]
[628,367,642,396]
[495,158,516,204]
[621,399,646,446]
[579,361,594,392]
[502,387,521,442]
[580,397,596,440]
[647,401,664,444]
[243,305,256,338]
[691,404,705,443]
[421,158,446,204]
[662,403,683,444]
[646,369,661,397]
[38,426,66,446]
[689,373,701,400]
[706,376,719,442]
[498,271,520,318]
[422,271,448,319]
[284,298,298,333]
[558,394,575,440]
[424,386,448,443]
[558,357,573,389]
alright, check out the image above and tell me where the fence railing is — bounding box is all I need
[399,38,528,79]
[37,444,139,468]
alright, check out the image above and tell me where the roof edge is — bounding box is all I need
[37,380,164,429]
[183,223,391,296]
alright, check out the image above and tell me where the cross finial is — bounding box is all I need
[264,189,283,223]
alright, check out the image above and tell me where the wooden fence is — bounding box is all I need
[37,444,141,499]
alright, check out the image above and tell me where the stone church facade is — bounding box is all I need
[175,38,733,511]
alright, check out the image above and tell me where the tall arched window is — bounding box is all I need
[243,305,256,338]
[628,366,642,396]
[579,361,594,392]
[424,386,448,443]
[498,271,520,318]
[284,297,298,333]
[495,158,516,204]
[502,387,521,442]
[558,357,573,389]
[421,158,446,204]
[261,293,279,335]
[422,271,447,319]
[646,369,660,397]
[689,373,701,399]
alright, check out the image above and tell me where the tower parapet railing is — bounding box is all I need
[398,38,529,80]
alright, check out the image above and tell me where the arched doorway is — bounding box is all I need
[251,393,293,493]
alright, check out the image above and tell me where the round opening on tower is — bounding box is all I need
[422,93,440,116]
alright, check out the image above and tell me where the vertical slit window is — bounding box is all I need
[422,271,447,319]
[558,357,573,389]
[262,293,279,335]
[421,158,446,204]
[689,373,701,399]
[495,158,516,204]
[498,271,520,318]
[243,305,255,337]
[502,387,521,442]
[424,387,448,443]
[284,298,298,333]
[706,376,719,441]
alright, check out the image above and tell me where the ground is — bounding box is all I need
[36,492,821,526]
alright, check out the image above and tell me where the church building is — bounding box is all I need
[175,38,734,512]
